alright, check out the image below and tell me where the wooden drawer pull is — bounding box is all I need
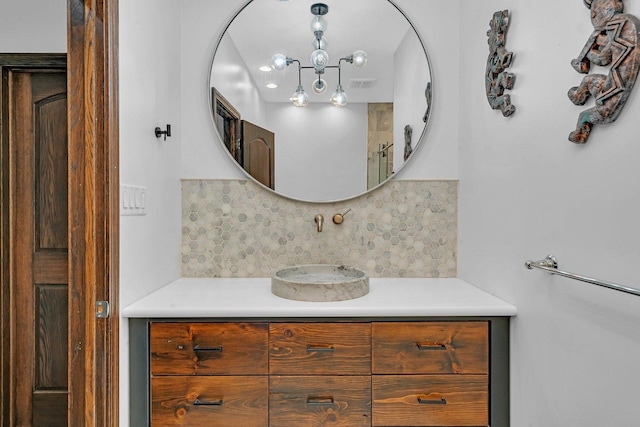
[193,345,223,352]
[416,343,447,351]
[193,398,223,406]
[306,396,335,406]
[417,396,447,405]
[306,344,334,352]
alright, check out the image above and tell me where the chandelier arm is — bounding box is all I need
[300,65,338,70]
[292,59,302,86]
[337,59,344,86]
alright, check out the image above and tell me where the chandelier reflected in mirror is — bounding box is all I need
[271,3,368,107]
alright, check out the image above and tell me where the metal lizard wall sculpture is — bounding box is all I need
[422,82,432,124]
[403,125,413,161]
[486,10,516,117]
[568,0,640,143]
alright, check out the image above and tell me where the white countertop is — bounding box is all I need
[122,278,516,318]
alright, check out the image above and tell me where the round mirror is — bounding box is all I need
[210,0,432,203]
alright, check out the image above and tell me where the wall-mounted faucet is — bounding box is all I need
[332,208,351,224]
[314,214,324,232]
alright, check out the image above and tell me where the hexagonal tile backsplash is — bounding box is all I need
[182,179,457,278]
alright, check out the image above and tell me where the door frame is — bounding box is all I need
[67,0,119,425]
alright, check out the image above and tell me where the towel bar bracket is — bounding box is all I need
[525,255,557,270]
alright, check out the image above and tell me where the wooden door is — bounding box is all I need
[242,121,275,189]
[1,60,69,425]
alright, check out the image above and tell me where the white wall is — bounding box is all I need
[392,0,460,181]
[458,1,640,425]
[119,0,182,312]
[118,0,183,424]
[393,27,431,172]
[180,0,246,180]
[266,102,367,201]
[0,0,66,52]
[210,33,268,127]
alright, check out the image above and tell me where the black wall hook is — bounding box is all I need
[155,124,171,141]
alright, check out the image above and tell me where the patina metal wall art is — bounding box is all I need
[422,82,432,124]
[404,125,413,161]
[486,10,516,117]
[568,0,640,143]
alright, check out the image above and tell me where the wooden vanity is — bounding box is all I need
[125,278,516,426]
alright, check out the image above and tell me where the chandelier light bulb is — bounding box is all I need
[330,85,347,107]
[310,16,327,34]
[290,85,309,107]
[311,49,329,71]
[312,36,327,50]
[271,3,364,107]
[312,78,328,94]
[351,50,368,68]
[271,53,290,71]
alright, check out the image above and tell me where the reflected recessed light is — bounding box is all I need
[267,83,278,89]
[259,66,272,72]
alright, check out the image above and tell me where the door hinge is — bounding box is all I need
[96,301,110,319]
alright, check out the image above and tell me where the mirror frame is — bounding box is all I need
[208,0,434,203]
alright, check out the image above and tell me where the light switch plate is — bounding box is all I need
[120,184,147,216]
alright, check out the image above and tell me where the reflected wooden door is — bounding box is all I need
[242,121,275,189]
[2,62,69,425]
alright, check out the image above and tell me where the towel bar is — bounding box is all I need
[525,255,640,297]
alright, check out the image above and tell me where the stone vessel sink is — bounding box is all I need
[271,264,369,302]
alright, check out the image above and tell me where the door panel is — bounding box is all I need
[33,285,68,427]
[242,121,275,189]
[35,285,68,389]
[11,68,69,426]
[35,92,68,250]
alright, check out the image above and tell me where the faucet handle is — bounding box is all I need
[332,208,351,225]
[314,214,324,232]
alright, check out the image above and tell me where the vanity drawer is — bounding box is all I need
[150,322,268,375]
[270,375,371,426]
[151,376,268,427]
[372,321,488,374]
[372,375,488,426]
[269,322,371,375]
